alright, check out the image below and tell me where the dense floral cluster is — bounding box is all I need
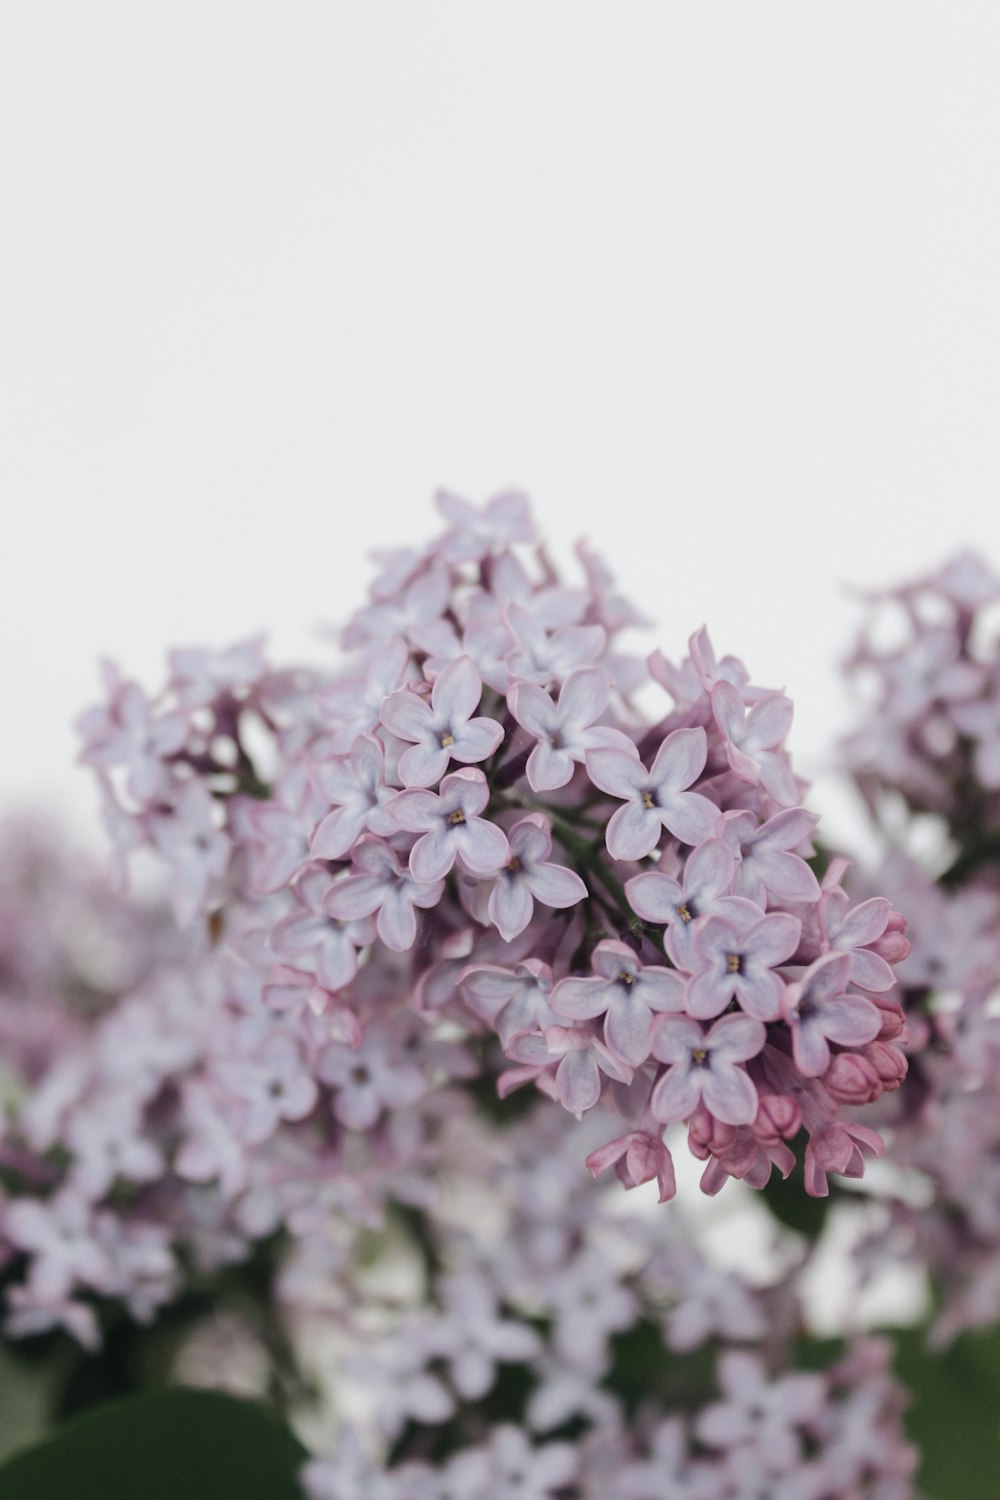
[842,553,1000,1341]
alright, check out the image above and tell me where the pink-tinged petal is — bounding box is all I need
[351,732,386,785]
[555,1049,601,1116]
[686,839,735,900]
[585,747,647,798]
[526,740,574,792]
[638,968,687,1013]
[758,754,799,806]
[747,912,802,967]
[605,998,654,1067]
[606,801,661,861]
[311,806,368,860]
[625,871,679,924]
[651,726,708,793]
[792,1025,832,1078]
[524,861,587,910]
[316,941,359,992]
[651,1067,703,1124]
[508,814,552,864]
[489,878,535,942]
[456,819,510,876]
[737,968,784,1022]
[702,1067,759,1126]
[410,827,458,881]
[397,740,451,789]
[559,666,610,728]
[802,951,852,1002]
[743,692,793,750]
[750,846,820,902]
[711,681,746,741]
[660,790,719,846]
[378,891,419,951]
[551,976,611,1021]
[755,807,818,851]
[444,767,491,817]
[706,1014,767,1062]
[849,948,896,992]
[380,689,433,743]
[389,789,441,833]
[651,1014,705,1063]
[686,970,734,1021]
[834,897,891,949]
[508,680,556,738]
[452,716,504,764]
[820,993,883,1047]
[431,654,482,722]
[324,875,382,921]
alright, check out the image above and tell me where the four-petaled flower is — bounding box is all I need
[390,769,510,881]
[324,837,444,951]
[781,952,882,1077]
[310,734,399,859]
[552,939,685,1067]
[586,728,718,860]
[712,683,799,807]
[380,655,504,789]
[717,807,821,907]
[508,667,632,792]
[487,815,587,942]
[650,1014,766,1126]
[626,838,736,969]
[686,907,801,1021]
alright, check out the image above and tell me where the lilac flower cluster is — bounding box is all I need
[73,490,909,1216]
[842,553,1000,1341]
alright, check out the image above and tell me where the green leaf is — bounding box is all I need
[0,1387,307,1500]
[893,1324,1000,1500]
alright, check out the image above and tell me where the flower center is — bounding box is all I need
[677,902,694,923]
[641,790,656,810]
[618,970,635,986]
[439,730,456,748]
[447,809,466,826]
[691,1047,708,1064]
[726,953,742,974]
[506,855,522,873]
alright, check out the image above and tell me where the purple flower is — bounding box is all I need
[586,728,718,860]
[324,837,443,952]
[820,891,897,992]
[781,952,882,1077]
[712,682,798,806]
[218,1031,318,1144]
[78,671,188,805]
[508,667,633,792]
[695,1351,824,1474]
[269,865,376,989]
[380,656,504,788]
[150,781,230,924]
[389,769,510,881]
[247,763,327,893]
[486,815,587,941]
[459,959,558,1048]
[310,734,398,859]
[718,807,821,907]
[315,638,414,752]
[435,487,535,561]
[504,602,606,688]
[551,939,685,1067]
[316,1028,425,1129]
[508,1027,633,1117]
[168,635,267,708]
[650,1014,766,1126]
[687,907,801,1021]
[626,838,736,969]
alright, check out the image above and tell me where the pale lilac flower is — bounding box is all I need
[508,1027,632,1117]
[712,683,798,806]
[317,1027,426,1130]
[781,953,882,1077]
[880,624,983,719]
[504,602,607,687]
[342,560,451,651]
[460,960,558,1048]
[546,1247,638,1371]
[587,728,717,859]
[324,838,443,952]
[217,1031,318,1144]
[434,1270,542,1398]
[662,1258,767,1352]
[508,667,632,791]
[650,1014,765,1126]
[168,635,267,708]
[626,838,736,969]
[78,672,188,804]
[585,1130,677,1203]
[310,734,398,858]
[696,1351,825,1475]
[315,638,414,751]
[718,808,821,907]
[686,908,801,1021]
[487,815,586,941]
[65,1095,164,1198]
[4,1190,112,1302]
[444,1425,576,1500]
[436,487,535,561]
[269,865,376,989]
[820,891,897,992]
[390,769,510,881]
[380,656,503,788]
[551,939,685,1067]
[150,780,230,923]
[246,762,327,893]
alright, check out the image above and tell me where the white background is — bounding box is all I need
[3,3,999,848]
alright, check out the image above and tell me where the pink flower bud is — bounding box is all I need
[824,1052,881,1105]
